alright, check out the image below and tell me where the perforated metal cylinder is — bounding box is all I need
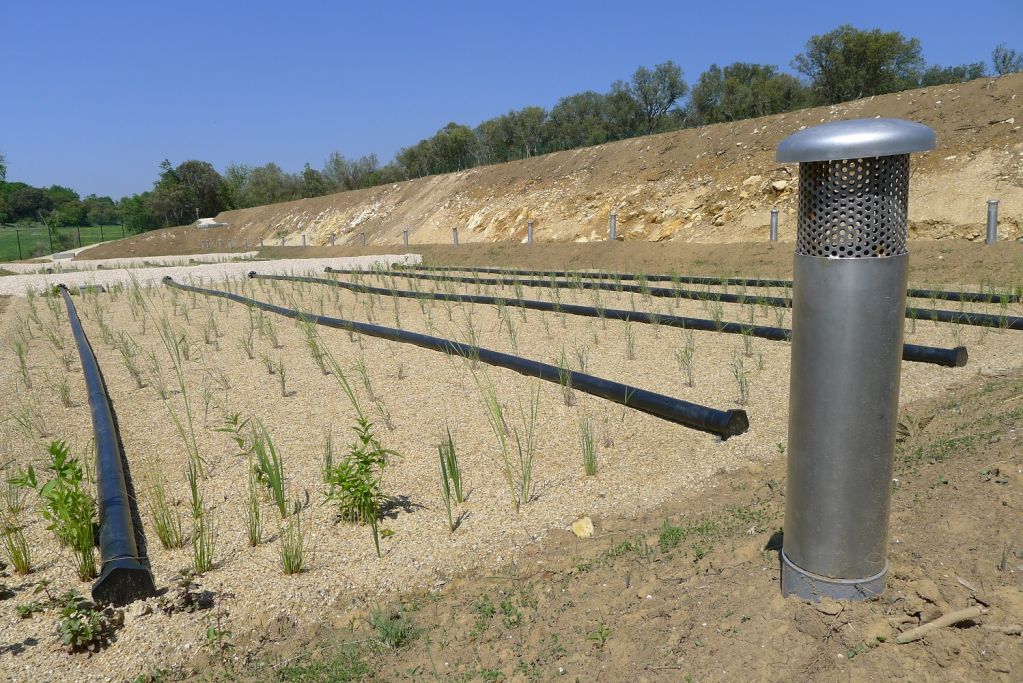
[360,232,366,247]
[403,229,409,247]
[452,227,459,245]
[777,118,934,602]
[987,200,999,245]
[527,220,534,245]
[770,209,779,242]
[609,213,617,241]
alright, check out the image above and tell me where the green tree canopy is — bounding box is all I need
[620,61,688,133]
[992,44,1023,75]
[794,25,925,104]
[690,62,809,125]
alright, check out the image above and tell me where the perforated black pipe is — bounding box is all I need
[253,272,967,367]
[163,277,748,439]
[394,264,1019,304]
[59,285,156,605]
[328,267,1023,331]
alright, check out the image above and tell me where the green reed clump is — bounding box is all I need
[579,415,597,476]
[0,512,32,575]
[146,469,184,550]
[279,511,305,575]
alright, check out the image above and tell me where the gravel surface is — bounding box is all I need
[0,253,418,295]
[1,252,261,273]
[0,267,1019,681]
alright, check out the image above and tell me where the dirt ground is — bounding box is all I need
[0,244,1020,682]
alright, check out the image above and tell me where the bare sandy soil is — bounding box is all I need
[0,246,1020,681]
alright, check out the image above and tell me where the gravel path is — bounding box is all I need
[0,253,419,295]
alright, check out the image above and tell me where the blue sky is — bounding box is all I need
[2,0,1020,199]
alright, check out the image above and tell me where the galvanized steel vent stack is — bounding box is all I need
[777,118,935,601]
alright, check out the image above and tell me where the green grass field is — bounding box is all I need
[0,225,124,261]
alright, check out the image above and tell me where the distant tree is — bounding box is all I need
[222,164,251,208]
[118,194,153,233]
[544,91,614,150]
[794,25,925,104]
[690,62,809,125]
[6,184,52,221]
[621,61,688,133]
[0,152,6,182]
[238,163,300,207]
[301,163,327,198]
[175,160,229,218]
[992,43,1023,75]
[919,62,986,86]
[82,194,119,225]
[323,152,382,190]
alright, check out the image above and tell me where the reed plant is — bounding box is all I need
[557,349,576,406]
[674,329,696,388]
[0,512,32,574]
[473,371,539,511]
[146,469,184,549]
[438,427,463,504]
[730,351,751,405]
[246,466,262,547]
[250,421,288,518]
[191,506,216,574]
[279,511,305,574]
[579,415,598,476]
[13,340,31,388]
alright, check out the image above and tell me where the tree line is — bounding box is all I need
[2,27,1021,234]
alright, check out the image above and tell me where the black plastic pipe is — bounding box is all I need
[254,272,967,368]
[326,266,792,307]
[394,264,1019,304]
[330,267,1023,332]
[163,277,748,439]
[59,285,156,605]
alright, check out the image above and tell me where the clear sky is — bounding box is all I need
[2,0,1020,199]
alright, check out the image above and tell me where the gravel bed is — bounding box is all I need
[1,252,260,274]
[0,253,418,295]
[0,268,1019,681]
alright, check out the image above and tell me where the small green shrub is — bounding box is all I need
[57,593,124,653]
[11,441,96,581]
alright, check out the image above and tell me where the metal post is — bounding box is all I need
[280,236,285,246]
[452,227,458,245]
[770,209,779,242]
[100,225,105,241]
[16,229,22,260]
[609,213,617,241]
[403,229,409,248]
[360,232,366,247]
[77,226,82,248]
[330,233,335,247]
[986,199,999,245]
[48,226,54,254]
[302,234,306,247]
[527,219,534,245]
[228,238,233,250]
[777,118,935,602]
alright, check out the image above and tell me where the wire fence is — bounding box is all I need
[0,225,126,261]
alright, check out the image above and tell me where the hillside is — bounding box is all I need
[86,73,1022,258]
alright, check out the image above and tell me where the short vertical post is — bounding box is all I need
[280,236,285,246]
[302,234,306,246]
[527,219,534,245]
[986,199,999,245]
[16,230,22,260]
[770,209,779,242]
[403,229,409,248]
[77,226,82,248]
[100,225,105,241]
[360,232,366,247]
[228,238,233,250]
[777,118,935,602]
[330,233,335,247]
[48,226,54,254]
[452,227,458,245]
[609,213,617,241]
